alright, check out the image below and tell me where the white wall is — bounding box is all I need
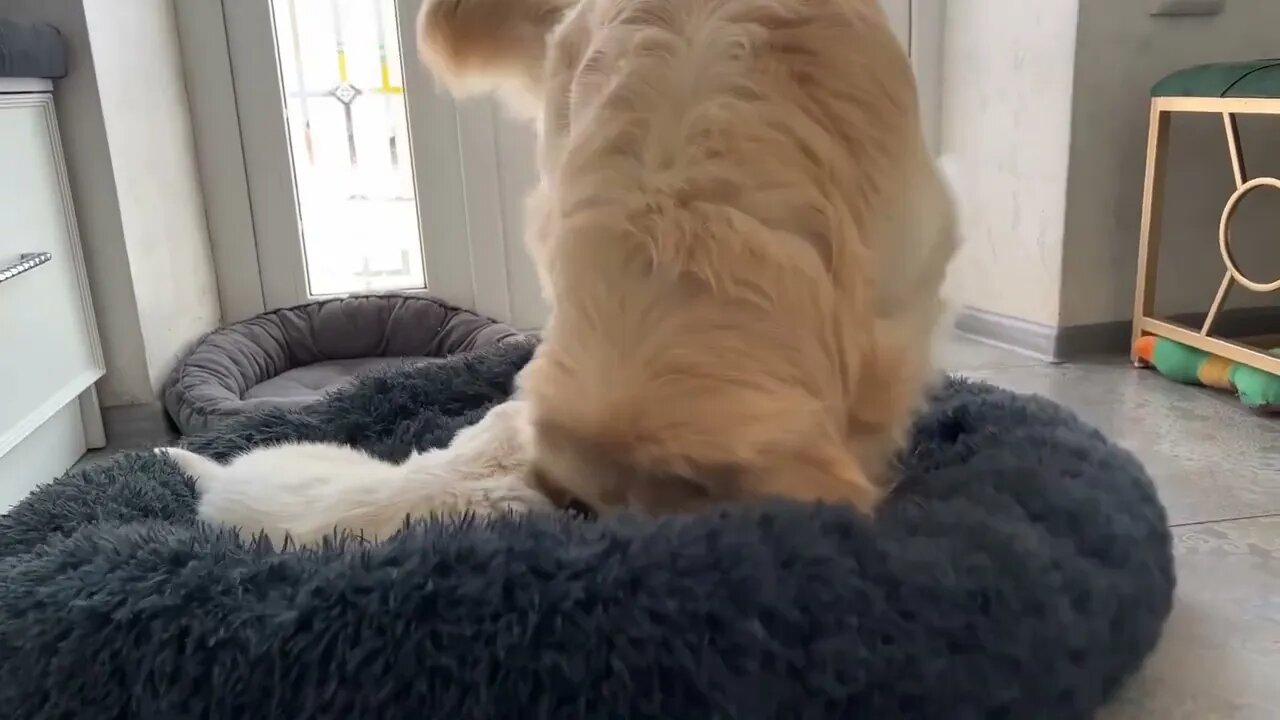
[1061,0,1280,326]
[939,0,1081,327]
[942,0,1280,335]
[5,0,220,406]
[82,0,221,394]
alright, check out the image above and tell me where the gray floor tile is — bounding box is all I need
[937,333,1049,372]
[1101,516,1280,719]
[70,448,124,473]
[963,361,1280,527]
[70,412,176,473]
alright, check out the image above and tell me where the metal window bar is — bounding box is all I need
[280,0,407,193]
[372,0,401,169]
[329,0,359,166]
[284,0,313,164]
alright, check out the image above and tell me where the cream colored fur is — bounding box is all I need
[157,401,549,546]
[418,0,957,515]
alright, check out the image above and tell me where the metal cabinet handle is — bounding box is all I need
[0,252,53,284]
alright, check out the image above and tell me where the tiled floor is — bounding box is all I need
[68,334,1280,715]
[72,416,175,472]
[940,335,1280,720]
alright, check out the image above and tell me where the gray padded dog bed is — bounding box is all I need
[162,294,521,435]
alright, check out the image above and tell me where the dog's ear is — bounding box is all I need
[416,0,576,107]
[743,441,882,514]
[626,468,714,514]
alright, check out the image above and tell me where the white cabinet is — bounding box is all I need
[0,81,105,509]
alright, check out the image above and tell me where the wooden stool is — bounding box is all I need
[1133,60,1280,376]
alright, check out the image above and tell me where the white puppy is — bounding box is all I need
[157,400,551,546]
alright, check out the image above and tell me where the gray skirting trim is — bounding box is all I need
[953,308,1060,361]
[956,306,1280,361]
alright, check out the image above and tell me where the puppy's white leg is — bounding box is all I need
[447,400,530,456]
[155,448,223,487]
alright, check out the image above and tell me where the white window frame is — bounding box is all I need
[178,0,945,328]
[220,0,478,314]
[909,0,946,156]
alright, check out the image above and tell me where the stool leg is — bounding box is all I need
[1202,112,1247,336]
[1131,102,1171,364]
[1223,112,1248,186]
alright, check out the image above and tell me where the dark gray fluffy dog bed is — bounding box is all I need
[0,338,1175,719]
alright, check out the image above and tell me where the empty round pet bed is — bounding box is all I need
[162,294,522,435]
[0,341,1175,719]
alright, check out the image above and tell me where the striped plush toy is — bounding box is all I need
[1133,336,1280,412]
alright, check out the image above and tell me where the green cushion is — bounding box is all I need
[1152,60,1280,98]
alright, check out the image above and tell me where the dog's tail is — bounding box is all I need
[156,448,223,489]
[416,0,575,102]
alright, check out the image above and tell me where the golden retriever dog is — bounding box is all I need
[418,0,957,515]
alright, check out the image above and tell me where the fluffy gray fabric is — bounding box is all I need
[0,339,1175,719]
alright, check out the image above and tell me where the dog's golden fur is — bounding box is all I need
[418,0,957,515]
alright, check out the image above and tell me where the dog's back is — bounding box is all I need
[420,0,957,513]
